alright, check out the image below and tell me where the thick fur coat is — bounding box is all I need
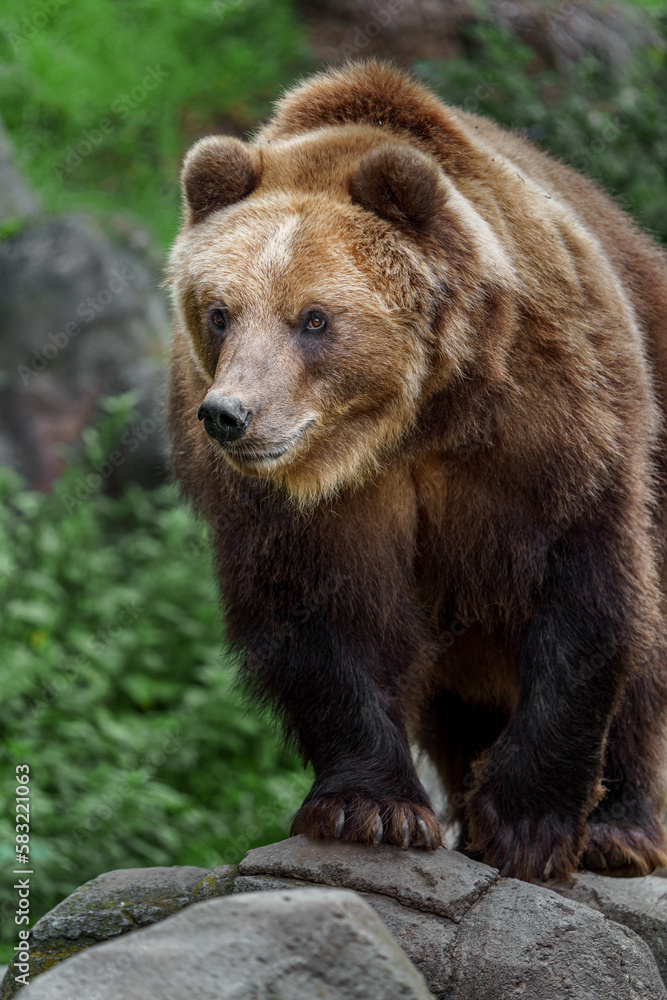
[167,61,667,880]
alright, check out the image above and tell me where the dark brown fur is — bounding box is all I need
[167,61,667,881]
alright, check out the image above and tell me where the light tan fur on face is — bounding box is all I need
[169,126,522,502]
[169,146,450,502]
[170,63,664,525]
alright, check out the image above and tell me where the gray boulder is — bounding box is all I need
[448,876,663,999]
[0,866,208,1000]
[20,889,434,1000]
[233,837,667,999]
[301,0,661,76]
[6,838,667,1000]
[0,214,169,491]
[549,870,667,982]
[188,864,237,904]
[238,835,497,921]
[231,874,458,999]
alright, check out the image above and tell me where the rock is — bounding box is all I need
[0,214,169,491]
[299,0,661,76]
[548,871,667,982]
[239,833,498,922]
[7,839,667,999]
[20,889,434,1000]
[448,876,665,1000]
[188,864,237,904]
[0,865,207,1000]
[234,836,667,999]
[234,875,458,999]
[0,119,39,222]
[299,0,472,67]
[488,0,662,76]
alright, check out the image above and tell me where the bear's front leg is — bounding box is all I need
[582,668,667,876]
[243,614,442,851]
[465,521,648,881]
[291,725,442,851]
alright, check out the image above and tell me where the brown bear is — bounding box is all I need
[167,60,667,881]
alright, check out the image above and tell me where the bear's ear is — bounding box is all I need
[181,136,260,225]
[350,145,447,231]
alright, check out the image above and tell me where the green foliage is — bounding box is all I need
[0,0,309,249]
[416,14,667,246]
[0,398,311,953]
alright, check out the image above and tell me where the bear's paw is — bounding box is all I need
[291,793,442,851]
[582,820,667,877]
[466,791,586,882]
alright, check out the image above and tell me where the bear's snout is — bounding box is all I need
[198,395,253,443]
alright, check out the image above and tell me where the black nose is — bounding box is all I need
[198,395,253,442]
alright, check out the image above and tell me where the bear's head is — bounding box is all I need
[169,125,483,502]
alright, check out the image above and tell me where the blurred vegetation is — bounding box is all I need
[1,0,667,962]
[0,0,313,959]
[0,0,310,249]
[0,0,664,251]
[418,11,667,247]
[0,398,311,953]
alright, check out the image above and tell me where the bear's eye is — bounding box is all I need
[207,306,228,334]
[304,311,328,333]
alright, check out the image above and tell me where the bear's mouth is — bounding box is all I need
[221,418,315,469]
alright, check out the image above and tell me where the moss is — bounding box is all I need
[0,869,212,997]
[189,866,239,904]
[1,936,100,999]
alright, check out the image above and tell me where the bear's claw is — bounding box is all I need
[291,792,442,851]
[466,778,586,881]
[582,820,667,877]
[416,816,437,850]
